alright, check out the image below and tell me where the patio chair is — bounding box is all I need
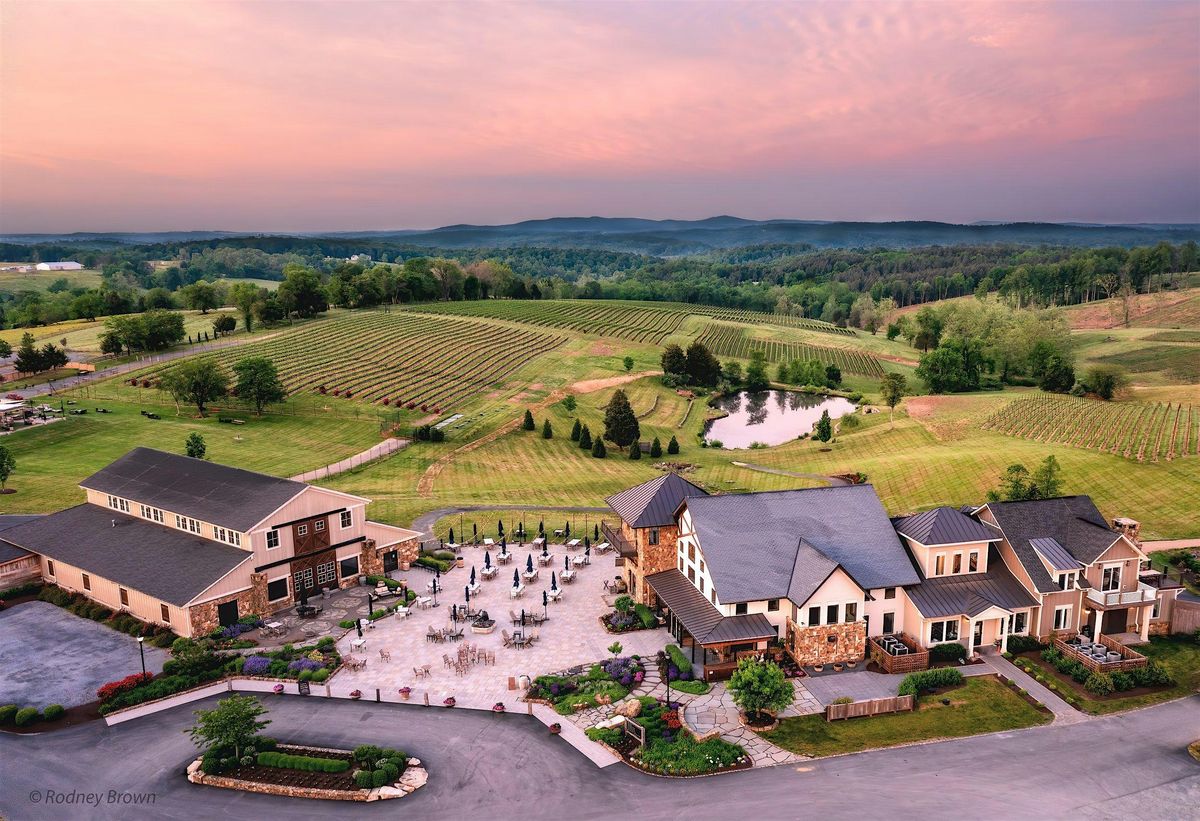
[426,626,440,643]
[379,649,391,663]
[443,653,454,669]
[510,609,522,626]
[525,630,539,646]
[502,630,515,649]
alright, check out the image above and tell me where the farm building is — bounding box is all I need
[34,261,84,271]
[0,448,422,637]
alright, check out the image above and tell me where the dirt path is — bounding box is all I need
[410,504,611,535]
[729,460,850,486]
[416,370,661,498]
[291,437,410,483]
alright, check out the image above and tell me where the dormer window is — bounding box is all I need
[968,551,979,572]
[1056,572,1075,591]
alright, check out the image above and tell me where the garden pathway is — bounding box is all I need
[984,654,1089,726]
[681,680,816,767]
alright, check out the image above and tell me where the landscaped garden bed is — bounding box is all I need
[601,596,658,633]
[586,696,749,777]
[526,656,645,715]
[1009,634,1195,714]
[33,584,178,647]
[656,645,709,695]
[761,675,1050,757]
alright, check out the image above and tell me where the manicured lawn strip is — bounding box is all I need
[1015,636,1200,715]
[761,676,1049,757]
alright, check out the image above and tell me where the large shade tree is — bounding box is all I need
[232,356,286,415]
[161,358,229,417]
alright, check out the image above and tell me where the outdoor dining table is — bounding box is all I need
[547,588,563,602]
[594,542,611,554]
[481,566,499,579]
[416,596,433,608]
[351,638,367,651]
[561,569,577,583]
[554,529,565,537]
[497,553,513,564]
[523,568,539,581]
[566,538,582,548]
[394,606,410,618]
[533,537,546,548]
[510,584,525,598]
[573,554,590,566]
[483,538,496,546]
[537,554,552,566]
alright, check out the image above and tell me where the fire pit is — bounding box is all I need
[471,610,496,634]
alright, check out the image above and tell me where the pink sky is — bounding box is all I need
[1,0,1197,232]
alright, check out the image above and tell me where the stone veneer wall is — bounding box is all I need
[628,523,679,607]
[1148,621,1170,637]
[788,620,866,666]
[188,575,269,637]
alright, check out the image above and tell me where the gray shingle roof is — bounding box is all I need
[684,485,921,605]
[895,506,996,546]
[905,548,1038,618]
[80,447,306,532]
[605,472,707,529]
[1029,537,1084,573]
[0,504,250,606]
[0,515,41,564]
[985,496,1120,594]
[645,569,776,644]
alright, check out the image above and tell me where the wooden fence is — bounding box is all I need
[868,633,929,674]
[1052,635,1148,673]
[1170,598,1200,634]
[825,694,914,721]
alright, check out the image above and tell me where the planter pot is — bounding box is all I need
[549,723,562,735]
[456,557,464,568]
[400,562,410,571]
[813,664,824,673]
[398,690,411,700]
[846,660,857,669]
[833,663,844,672]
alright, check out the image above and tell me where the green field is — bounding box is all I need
[0,310,237,352]
[695,321,885,375]
[0,267,104,295]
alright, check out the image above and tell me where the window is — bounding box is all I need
[314,520,325,532]
[294,567,313,591]
[884,587,896,600]
[648,528,659,546]
[340,510,352,529]
[297,524,308,537]
[316,561,336,586]
[46,560,55,577]
[140,505,163,523]
[678,556,684,571]
[174,515,199,534]
[711,590,717,605]
[1053,605,1072,631]
[807,606,821,626]
[826,604,839,625]
[768,598,780,612]
[930,619,959,643]
[339,556,359,579]
[968,551,979,572]
[699,559,705,573]
[119,587,129,606]
[735,602,748,615]
[844,602,858,623]
[267,578,289,601]
[952,553,962,574]
[1101,565,1121,592]
[160,603,171,623]
[1151,597,1161,619]
[82,573,91,591]
[687,543,695,561]
[266,529,280,549]
[107,495,129,512]
[935,554,946,576]
[882,612,895,634]
[214,527,241,547]
[687,566,696,583]
[699,577,705,593]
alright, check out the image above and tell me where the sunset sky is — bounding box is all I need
[2,0,1197,232]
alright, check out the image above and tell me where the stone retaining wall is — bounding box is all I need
[186,750,428,802]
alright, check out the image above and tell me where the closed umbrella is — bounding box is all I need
[512,568,520,587]
[470,566,477,585]
[539,520,545,537]
[355,618,363,638]
[564,521,570,538]
[585,540,591,557]
[543,589,549,616]
[551,571,558,591]
[594,524,600,541]
[449,526,455,544]
[564,555,571,570]
[473,522,478,543]
[541,541,549,557]
[520,608,526,626]
[526,554,534,574]
[451,603,458,622]
[465,587,471,611]
[484,550,492,569]
[500,537,507,555]
[498,519,505,538]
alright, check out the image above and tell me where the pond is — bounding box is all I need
[702,391,857,449]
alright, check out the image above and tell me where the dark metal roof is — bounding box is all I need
[786,540,841,605]
[0,515,41,564]
[683,485,921,604]
[0,504,250,606]
[645,569,775,644]
[906,548,1038,618]
[895,506,996,546]
[985,496,1120,594]
[1029,537,1084,572]
[605,473,707,529]
[80,447,306,532]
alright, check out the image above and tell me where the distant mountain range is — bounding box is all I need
[5,217,1199,255]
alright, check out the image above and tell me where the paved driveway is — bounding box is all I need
[801,669,907,705]
[1,693,1196,820]
[0,602,168,708]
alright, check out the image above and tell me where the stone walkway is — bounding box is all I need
[985,654,1090,726]
[682,680,814,767]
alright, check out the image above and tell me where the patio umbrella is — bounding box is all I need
[539,520,545,536]
[541,541,549,557]
[564,521,571,538]
[551,572,558,592]
[594,524,600,541]
[542,589,549,616]
[355,618,363,638]
[451,603,458,622]
[470,566,477,585]
[526,554,534,573]
[473,522,478,542]
[500,537,507,554]
[585,540,591,557]
[484,551,492,569]
[449,526,455,544]
[513,568,520,586]
[564,555,571,570]
[465,587,471,609]
[439,538,444,550]
[520,608,526,626]
[498,519,505,537]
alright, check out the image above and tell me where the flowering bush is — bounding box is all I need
[443,696,456,707]
[96,673,153,701]
[242,656,272,676]
[350,689,363,700]
[287,658,324,673]
[272,684,285,694]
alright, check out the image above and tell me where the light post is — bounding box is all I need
[137,635,146,677]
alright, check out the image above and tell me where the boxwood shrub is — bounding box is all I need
[930,642,967,663]
[14,707,40,727]
[256,751,349,773]
[0,705,18,725]
[897,667,963,696]
[42,704,65,721]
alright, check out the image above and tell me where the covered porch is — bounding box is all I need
[1082,593,1156,646]
[646,569,777,681]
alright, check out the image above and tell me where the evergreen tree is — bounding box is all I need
[744,352,769,392]
[775,361,790,384]
[542,419,553,439]
[522,409,535,431]
[623,356,634,372]
[570,419,582,441]
[185,432,207,459]
[0,443,15,490]
[603,389,640,446]
[628,440,641,460]
[684,341,721,387]
[825,363,842,387]
[814,410,833,442]
[13,333,41,374]
[649,437,663,458]
[578,424,592,450]
[667,435,679,455]
[591,438,607,458]
[660,344,687,377]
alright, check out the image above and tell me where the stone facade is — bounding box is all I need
[623,521,680,607]
[360,540,383,578]
[786,619,866,666]
[1148,620,1171,637]
[365,536,420,576]
[188,581,269,637]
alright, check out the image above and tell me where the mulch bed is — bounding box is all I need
[1,701,103,735]
[1014,652,1166,703]
[221,746,361,791]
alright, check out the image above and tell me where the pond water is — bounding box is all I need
[702,391,857,449]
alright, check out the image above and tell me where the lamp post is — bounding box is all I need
[137,635,146,677]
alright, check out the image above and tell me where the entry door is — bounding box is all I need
[973,620,983,646]
[383,551,399,573]
[293,567,315,601]
[1103,609,1126,635]
[217,599,239,627]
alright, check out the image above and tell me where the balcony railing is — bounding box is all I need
[1085,581,1157,608]
[601,521,637,561]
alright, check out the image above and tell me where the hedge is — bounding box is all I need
[897,667,964,696]
[413,556,452,573]
[930,643,967,663]
[0,581,42,599]
[634,604,657,630]
[0,705,17,725]
[1005,635,1046,654]
[14,707,40,727]
[665,644,692,675]
[256,751,349,773]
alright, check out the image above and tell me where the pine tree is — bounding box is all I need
[667,435,679,455]
[570,419,582,441]
[542,419,553,439]
[591,438,607,458]
[603,389,640,446]
[814,410,833,442]
[628,441,641,460]
[650,437,663,458]
[578,424,592,450]
[522,409,535,431]
[660,344,687,377]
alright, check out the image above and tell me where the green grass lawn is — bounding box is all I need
[1,399,384,512]
[1016,635,1200,715]
[762,676,1050,757]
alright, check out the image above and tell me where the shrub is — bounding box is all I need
[14,707,40,727]
[665,644,692,676]
[585,726,623,745]
[257,751,349,772]
[0,704,17,725]
[613,595,634,613]
[311,668,329,683]
[634,603,657,630]
[242,656,272,676]
[1131,661,1174,688]
[1084,671,1115,696]
[339,619,356,629]
[371,769,388,788]
[96,672,154,702]
[670,679,710,695]
[1110,672,1134,692]
[0,581,42,599]
[1005,635,1045,654]
[354,770,373,789]
[42,704,65,721]
[832,696,854,705]
[930,643,967,663]
[897,668,963,696]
